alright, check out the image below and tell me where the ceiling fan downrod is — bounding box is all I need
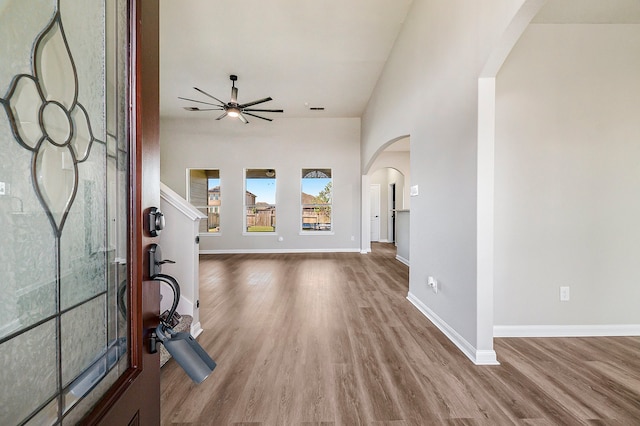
[230,75,238,103]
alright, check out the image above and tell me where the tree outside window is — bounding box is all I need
[301,169,332,232]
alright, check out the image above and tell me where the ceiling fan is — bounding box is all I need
[179,75,283,123]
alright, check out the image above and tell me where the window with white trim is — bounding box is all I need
[245,169,277,232]
[188,169,220,233]
[301,168,332,232]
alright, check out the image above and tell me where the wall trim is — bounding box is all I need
[494,324,640,338]
[191,321,203,339]
[160,182,206,220]
[200,248,362,255]
[407,292,499,365]
[395,254,409,266]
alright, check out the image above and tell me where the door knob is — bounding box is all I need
[148,207,165,236]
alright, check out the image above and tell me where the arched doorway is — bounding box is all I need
[361,136,410,254]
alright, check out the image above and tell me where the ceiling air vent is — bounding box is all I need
[309,107,325,111]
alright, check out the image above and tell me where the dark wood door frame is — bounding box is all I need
[390,183,396,243]
[83,0,161,424]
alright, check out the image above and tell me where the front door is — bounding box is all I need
[0,1,160,424]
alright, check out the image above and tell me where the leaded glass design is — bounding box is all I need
[0,0,130,423]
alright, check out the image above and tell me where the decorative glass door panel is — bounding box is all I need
[0,0,130,424]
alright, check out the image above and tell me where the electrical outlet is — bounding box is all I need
[428,276,438,294]
[560,286,570,302]
[0,182,5,195]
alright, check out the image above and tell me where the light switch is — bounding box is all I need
[410,185,419,197]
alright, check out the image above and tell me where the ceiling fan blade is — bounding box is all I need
[193,87,227,106]
[243,108,284,113]
[215,112,228,120]
[238,113,249,124]
[183,107,223,111]
[178,97,223,107]
[238,97,272,108]
[244,112,273,122]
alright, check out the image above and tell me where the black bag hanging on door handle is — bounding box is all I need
[148,251,217,384]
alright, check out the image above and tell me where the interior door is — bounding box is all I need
[0,0,161,424]
[370,184,380,242]
[389,183,396,243]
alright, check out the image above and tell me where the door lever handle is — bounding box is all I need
[148,244,176,277]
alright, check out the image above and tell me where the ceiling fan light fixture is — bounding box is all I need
[181,76,283,123]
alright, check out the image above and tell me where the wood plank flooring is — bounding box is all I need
[160,243,640,425]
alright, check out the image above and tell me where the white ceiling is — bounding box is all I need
[159,0,640,123]
[159,0,413,120]
[532,0,640,24]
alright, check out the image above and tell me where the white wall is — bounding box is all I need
[361,0,524,361]
[160,117,361,252]
[494,24,640,328]
[396,210,410,264]
[159,184,206,337]
[368,150,411,209]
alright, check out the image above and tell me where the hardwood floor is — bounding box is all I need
[160,243,640,425]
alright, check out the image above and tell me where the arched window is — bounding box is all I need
[301,169,332,232]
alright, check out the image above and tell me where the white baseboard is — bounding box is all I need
[191,321,203,339]
[395,255,409,266]
[200,248,361,255]
[494,324,640,338]
[379,239,389,243]
[406,292,499,365]
[475,350,500,364]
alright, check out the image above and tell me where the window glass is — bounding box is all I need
[301,169,332,232]
[245,169,276,232]
[189,169,220,233]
